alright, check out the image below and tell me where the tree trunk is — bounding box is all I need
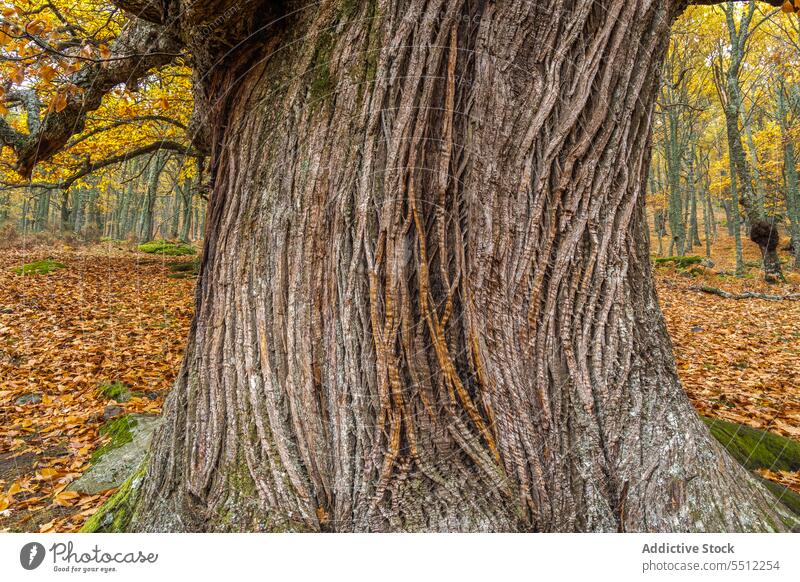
[721,2,782,281]
[779,81,800,269]
[140,152,167,242]
[179,177,193,242]
[120,0,791,533]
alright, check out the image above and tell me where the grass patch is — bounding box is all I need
[12,258,66,276]
[90,416,139,464]
[137,239,195,256]
[653,255,703,269]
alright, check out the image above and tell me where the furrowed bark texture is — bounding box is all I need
[129,0,790,532]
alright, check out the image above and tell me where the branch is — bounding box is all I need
[1,18,182,178]
[0,141,198,191]
[66,115,188,148]
[689,285,800,301]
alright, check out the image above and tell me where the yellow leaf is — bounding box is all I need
[7,482,21,496]
[39,468,59,479]
[0,101,8,115]
[99,44,111,59]
[54,491,79,506]
[0,497,9,512]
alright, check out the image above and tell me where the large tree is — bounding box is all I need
[2,0,797,531]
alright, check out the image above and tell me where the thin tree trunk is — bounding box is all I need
[140,152,168,242]
[688,149,701,248]
[779,81,800,268]
[116,0,791,533]
[721,1,782,281]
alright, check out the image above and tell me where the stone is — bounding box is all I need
[15,393,42,405]
[103,405,124,420]
[67,415,161,495]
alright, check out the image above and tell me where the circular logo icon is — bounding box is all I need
[20,542,46,570]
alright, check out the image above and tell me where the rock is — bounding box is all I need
[701,259,715,268]
[690,326,703,333]
[103,405,124,420]
[67,415,161,495]
[15,393,42,405]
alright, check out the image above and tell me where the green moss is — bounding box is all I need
[167,258,200,279]
[653,255,703,268]
[338,0,358,19]
[757,477,800,522]
[137,239,195,256]
[90,416,138,464]
[704,417,800,524]
[12,258,66,275]
[703,416,800,472]
[309,30,335,107]
[80,461,146,533]
[97,380,132,403]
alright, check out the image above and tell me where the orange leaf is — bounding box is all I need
[51,93,68,113]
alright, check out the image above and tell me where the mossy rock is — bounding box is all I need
[80,461,147,533]
[90,415,138,463]
[69,414,160,496]
[167,258,200,279]
[97,380,132,403]
[12,259,66,275]
[653,255,703,269]
[137,239,195,256]
[99,237,126,245]
[703,416,800,472]
[704,416,800,523]
[757,477,800,519]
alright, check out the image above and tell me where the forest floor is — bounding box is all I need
[0,230,799,532]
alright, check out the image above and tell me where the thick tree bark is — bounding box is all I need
[109,0,795,532]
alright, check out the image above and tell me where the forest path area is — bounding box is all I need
[0,244,194,532]
[0,236,798,531]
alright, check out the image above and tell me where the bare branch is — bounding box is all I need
[0,141,199,191]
